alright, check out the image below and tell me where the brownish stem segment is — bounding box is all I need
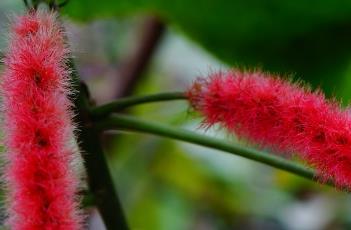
[0,55,4,65]
[116,16,165,98]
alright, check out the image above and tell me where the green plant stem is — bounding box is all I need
[23,0,29,8]
[70,61,129,230]
[91,92,186,118]
[94,114,325,184]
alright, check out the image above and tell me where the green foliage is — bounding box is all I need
[63,0,351,97]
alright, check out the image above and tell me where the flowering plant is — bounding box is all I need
[1,0,351,229]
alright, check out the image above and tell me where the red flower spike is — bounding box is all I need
[187,70,351,189]
[2,11,82,229]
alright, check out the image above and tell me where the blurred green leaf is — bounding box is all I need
[64,0,351,96]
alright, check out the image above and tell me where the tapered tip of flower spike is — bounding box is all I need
[186,77,208,111]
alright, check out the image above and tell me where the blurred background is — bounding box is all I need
[2,1,351,229]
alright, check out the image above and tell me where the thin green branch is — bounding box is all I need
[23,0,29,8]
[91,92,186,118]
[58,0,69,7]
[94,114,333,186]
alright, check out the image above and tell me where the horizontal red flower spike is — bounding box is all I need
[2,11,82,229]
[187,70,351,189]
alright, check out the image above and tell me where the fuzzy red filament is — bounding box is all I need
[2,11,81,229]
[187,70,351,188]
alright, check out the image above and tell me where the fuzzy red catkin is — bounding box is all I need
[2,11,82,229]
[187,70,351,188]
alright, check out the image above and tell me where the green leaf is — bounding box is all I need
[63,0,351,96]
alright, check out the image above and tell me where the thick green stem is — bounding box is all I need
[91,92,186,118]
[70,61,129,230]
[94,114,323,184]
[79,123,129,229]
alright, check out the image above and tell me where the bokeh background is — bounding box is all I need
[2,1,351,229]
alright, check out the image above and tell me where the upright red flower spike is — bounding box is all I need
[187,70,351,189]
[2,11,82,229]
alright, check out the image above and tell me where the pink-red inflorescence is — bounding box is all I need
[2,11,81,229]
[187,70,351,189]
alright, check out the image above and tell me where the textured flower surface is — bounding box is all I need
[187,70,351,189]
[2,11,81,229]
